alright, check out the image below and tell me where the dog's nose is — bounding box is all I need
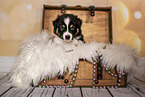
[65,35,70,40]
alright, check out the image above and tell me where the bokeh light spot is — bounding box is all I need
[0,12,8,22]
[20,22,27,29]
[26,4,32,10]
[134,11,142,19]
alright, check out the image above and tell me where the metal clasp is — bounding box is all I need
[61,5,67,14]
[89,5,95,16]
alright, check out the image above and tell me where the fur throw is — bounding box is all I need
[10,30,138,89]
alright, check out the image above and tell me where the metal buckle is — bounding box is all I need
[89,5,95,16]
[61,5,67,14]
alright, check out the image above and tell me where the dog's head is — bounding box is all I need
[53,14,84,42]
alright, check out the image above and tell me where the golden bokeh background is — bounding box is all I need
[0,0,145,57]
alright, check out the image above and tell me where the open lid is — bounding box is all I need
[42,5,113,43]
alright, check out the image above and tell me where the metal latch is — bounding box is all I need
[61,5,67,14]
[89,5,95,16]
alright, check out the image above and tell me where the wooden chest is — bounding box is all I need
[38,5,127,88]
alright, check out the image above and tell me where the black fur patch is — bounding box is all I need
[53,14,85,42]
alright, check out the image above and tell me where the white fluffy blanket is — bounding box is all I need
[10,30,138,89]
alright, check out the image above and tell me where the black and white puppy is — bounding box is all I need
[53,14,85,42]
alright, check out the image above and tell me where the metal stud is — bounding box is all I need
[43,80,46,83]
[118,79,121,83]
[119,75,122,78]
[92,86,96,89]
[73,69,75,72]
[98,67,101,70]
[75,66,78,68]
[74,74,76,77]
[119,72,122,74]
[108,71,111,74]
[72,77,75,81]
[103,64,106,67]
[122,73,125,75]
[111,73,114,76]
[99,53,102,56]
[93,82,95,85]
[43,85,46,88]
[118,83,121,86]
[46,84,48,87]
[115,74,118,77]
[70,85,72,87]
[111,86,114,88]
[93,66,96,68]
[115,86,118,88]
[71,81,73,84]
[54,85,57,88]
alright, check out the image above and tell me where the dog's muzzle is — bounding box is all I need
[63,32,73,41]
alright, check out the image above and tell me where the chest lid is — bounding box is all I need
[42,5,113,43]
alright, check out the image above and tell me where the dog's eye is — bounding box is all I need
[60,25,65,31]
[62,25,65,28]
[70,25,75,31]
[71,27,75,31]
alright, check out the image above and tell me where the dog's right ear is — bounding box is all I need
[53,15,60,30]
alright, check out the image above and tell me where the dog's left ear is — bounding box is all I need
[76,16,82,27]
[53,15,60,30]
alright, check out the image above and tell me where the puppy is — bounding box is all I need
[53,14,85,42]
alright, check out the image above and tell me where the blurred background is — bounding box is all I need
[0,0,145,57]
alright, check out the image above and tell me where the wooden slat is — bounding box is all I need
[92,88,112,97]
[65,88,82,97]
[53,88,67,97]
[1,87,32,97]
[29,87,45,97]
[40,80,70,86]
[42,88,55,97]
[76,61,93,80]
[10,89,27,97]
[111,87,140,97]
[82,88,93,97]
[0,73,8,80]
[120,75,127,87]
[0,75,10,86]
[95,80,117,86]
[128,85,145,97]
[98,89,112,97]
[73,80,93,87]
